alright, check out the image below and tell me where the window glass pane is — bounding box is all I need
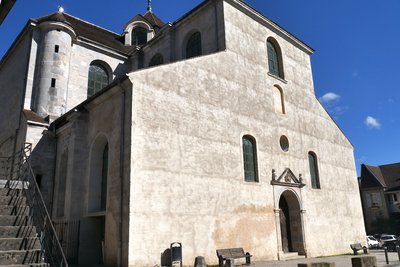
[243,136,258,182]
[267,41,280,77]
[101,144,108,210]
[186,32,202,59]
[87,64,109,98]
[309,153,320,189]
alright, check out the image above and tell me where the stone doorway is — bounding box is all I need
[278,190,305,255]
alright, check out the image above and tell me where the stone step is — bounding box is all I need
[0,215,33,226]
[0,226,37,238]
[0,237,41,251]
[0,264,49,267]
[0,195,27,206]
[0,205,30,216]
[0,249,43,264]
[278,252,306,261]
[0,188,23,197]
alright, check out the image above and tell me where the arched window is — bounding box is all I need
[242,135,258,182]
[273,85,285,114]
[186,31,202,59]
[267,39,284,79]
[100,143,109,210]
[308,152,320,189]
[149,53,164,67]
[132,27,148,46]
[88,136,109,213]
[87,63,109,98]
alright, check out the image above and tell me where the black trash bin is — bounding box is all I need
[170,242,182,267]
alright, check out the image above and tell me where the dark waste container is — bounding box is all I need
[170,242,182,267]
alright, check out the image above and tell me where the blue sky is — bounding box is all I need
[1,0,399,175]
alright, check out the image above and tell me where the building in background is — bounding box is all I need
[359,163,400,235]
[0,0,366,266]
[0,0,16,25]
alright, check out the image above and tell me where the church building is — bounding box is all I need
[0,0,366,266]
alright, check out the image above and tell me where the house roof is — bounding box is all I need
[32,12,132,55]
[360,163,400,191]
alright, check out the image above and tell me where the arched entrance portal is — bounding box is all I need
[279,190,305,255]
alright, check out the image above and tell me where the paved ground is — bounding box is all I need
[252,250,400,267]
[70,250,400,267]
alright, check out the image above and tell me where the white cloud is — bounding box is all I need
[319,92,340,103]
[365,116,381,129]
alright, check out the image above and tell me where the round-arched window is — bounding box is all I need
[132,27,148,46]
[87,63,109,98]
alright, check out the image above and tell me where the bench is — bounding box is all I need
[350,243,368,255]
[216,248,252,267]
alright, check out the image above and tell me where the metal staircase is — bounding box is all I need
[0,144,67,266]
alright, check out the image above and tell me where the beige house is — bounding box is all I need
[359,163,400,235]
[0,0,366,266]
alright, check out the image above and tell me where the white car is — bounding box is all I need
[366,235,380,248]
[379,235,398,247]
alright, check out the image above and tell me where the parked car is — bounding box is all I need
[380,235,398,248]
[366,236,380,248]
[383,239,400,252]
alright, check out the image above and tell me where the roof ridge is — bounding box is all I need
[63,13,123,37]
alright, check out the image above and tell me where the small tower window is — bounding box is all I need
[87,63,109,98]
[55,45,59,53]
[51,78,56,87]
[186,31,202,59]
[132,27,148,46]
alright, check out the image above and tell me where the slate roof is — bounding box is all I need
[32,12,133,54]
[360,163,400,191]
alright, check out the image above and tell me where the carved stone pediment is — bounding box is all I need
[271,168,305,188]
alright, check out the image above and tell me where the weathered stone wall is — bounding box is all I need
[138,0,226,70]
[126,1,365,265]
[52,79,132,266]
[0,31,31,156]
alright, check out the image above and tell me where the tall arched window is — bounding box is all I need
[186,31,202,59]
[100,144,109,210]
[242,135,258,182]
[308,152,320,189]
[88,136,109,213]
[267,38,284,79]
[132,27,148,46]
[149,53,164,67]
[87,63,109,98]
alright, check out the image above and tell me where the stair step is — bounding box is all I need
[0,226,37,238]
[0,188,23,197]
[0,249,43,264]
[0,238,41,251]
[0,264,49,267]
[0,195,27,206]
[0,205,30,216]
[0,216,33,226]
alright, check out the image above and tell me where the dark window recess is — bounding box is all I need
[186,32,202,59]
[35,175,42,189]
[51,78,56,87]
[132,27,148,46]
[242,135,259,182]
[55,45,59,53]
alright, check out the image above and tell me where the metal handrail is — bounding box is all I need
[7,143,68,267]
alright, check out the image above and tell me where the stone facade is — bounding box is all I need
[0,0,366,266]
